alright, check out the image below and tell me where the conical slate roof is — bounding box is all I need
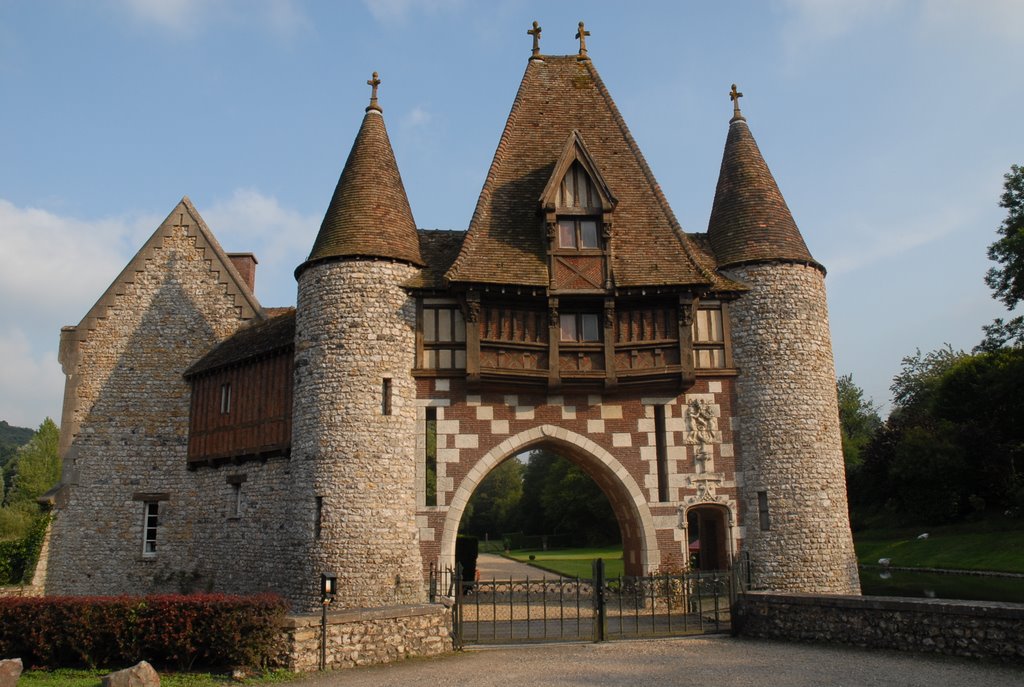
[706,106,820,271]
[300,94,423,274]
[446,55,714,288]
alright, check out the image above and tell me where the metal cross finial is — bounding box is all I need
[366,71,382,113]
[576,21,591,59]
[730,83,744,121]
[528,21,542,58]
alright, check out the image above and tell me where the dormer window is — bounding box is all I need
[558,218,600,250]
[558,161,600,209]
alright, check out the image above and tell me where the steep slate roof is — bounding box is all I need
[445,55,714,289]
[706,111,821,271]
[299,100,424,274]
[185,308,296,377]
[405,230,467,290]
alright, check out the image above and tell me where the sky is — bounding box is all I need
[1,0,1022,428]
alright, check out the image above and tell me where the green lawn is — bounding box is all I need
[20,669,295,687]
[506,545,624,578]
[854,521,1024,573]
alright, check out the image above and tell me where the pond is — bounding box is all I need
[859,567,1024,604]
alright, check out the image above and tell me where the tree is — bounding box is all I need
[4,418,60,511]
[461,457,524,538]
[980,164,1024,350]
[519,450,619,546]
[836,374,881,470]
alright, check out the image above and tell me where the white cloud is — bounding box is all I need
[0,330,64,428]
[202,189,319,307]
[403,105,433,129]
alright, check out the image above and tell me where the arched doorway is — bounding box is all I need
[685,504,730,571]
[439,425,660,576]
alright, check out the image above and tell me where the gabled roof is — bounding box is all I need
[64,197,263,346]
[404,230,467,290]
[539,130,617,212]
[299,103,424,275]
[185,308,295,378]
[445,55,714,289]
[706,112,821,271]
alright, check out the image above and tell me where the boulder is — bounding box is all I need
[101,660,160,687]
[0,658,23,687]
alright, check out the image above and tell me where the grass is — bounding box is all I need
[19,668,296,687]
[853,520,1024,573]
[506,545,624,578]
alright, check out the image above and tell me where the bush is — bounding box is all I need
[0,512,50,584]
[0,594,287,670]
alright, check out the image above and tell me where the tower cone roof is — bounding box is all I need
[707,88,821,271]
[299,73,423,275]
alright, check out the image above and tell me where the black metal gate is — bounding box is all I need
[440,557,747,647]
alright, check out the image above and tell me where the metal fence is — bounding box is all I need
[434,557,747,647]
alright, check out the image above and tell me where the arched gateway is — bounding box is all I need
[438,426,663,576]
[46,28,860,620]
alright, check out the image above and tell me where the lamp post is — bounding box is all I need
[319,572,337,671]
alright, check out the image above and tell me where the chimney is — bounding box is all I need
[227,253,258,293]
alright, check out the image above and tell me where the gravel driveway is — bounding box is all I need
[290,635,1022,687]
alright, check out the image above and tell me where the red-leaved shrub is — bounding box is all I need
[0,594,286,670]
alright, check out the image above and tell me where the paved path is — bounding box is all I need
[476,552,560,579]
[291,635,1021,687]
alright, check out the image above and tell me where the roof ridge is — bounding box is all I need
[583,61,716,285]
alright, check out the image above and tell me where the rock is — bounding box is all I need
[101,660,160,687]
[0,658,23,687]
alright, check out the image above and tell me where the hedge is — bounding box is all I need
[0,594,287,670]
[0,513,50,585]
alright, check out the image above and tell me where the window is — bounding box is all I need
[560,312,601,342]
[424,407,437,507]
[227,474,246,518]
[654,405,669,502]
[315,496,323,539]
[220,383,231,414]
[557,161,600,209]
[381,378,393,415]
[142,501,159,556]
[557,218,600,250]
[421,300,466,369]
[757,491,771,531]
[693,303,727,369]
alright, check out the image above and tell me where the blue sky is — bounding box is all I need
[1,0,1022,428]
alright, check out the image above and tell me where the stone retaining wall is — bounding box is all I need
[280,603,452,672]
[733,592,1024,663]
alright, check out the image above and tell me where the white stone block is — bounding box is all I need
[665,417,685,433]
[466,394,481,406]
[587,419,605,434]
[515,406,534,420]
[503,395,518,407]
[455,434,479,449]
[588,394,601,406]
[419,527,435,542]
[561,406,576,420]
[707,381,722,393]
[667,446,686,461]
[637,418,655,433]
[436,420,459,435]
[639,446,656,461]
[475,406,493,420]
[434,379,450,392]
[436,448,460,463]
[720,443,734,458]
[547,395,563,406]
[490,419,509,434]
[601,405,623,419]
[612,433,632,447]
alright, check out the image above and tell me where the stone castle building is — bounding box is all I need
[46,28,860,613]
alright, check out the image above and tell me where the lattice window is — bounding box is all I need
[421,300,466,369]
[692,302,727,369]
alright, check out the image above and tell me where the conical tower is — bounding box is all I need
[291,72,426,611]
[708,86,860,594]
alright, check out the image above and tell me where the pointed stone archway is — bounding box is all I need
[438,424,661,576]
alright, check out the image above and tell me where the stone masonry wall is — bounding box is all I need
[280,604,452,672]
[734,592,1024,663]
[45,216,302,600]
[292,259,426,612]
[726,263,860,594]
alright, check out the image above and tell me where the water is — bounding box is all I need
[859,567,1024,604]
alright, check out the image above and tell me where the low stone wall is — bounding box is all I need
[0,585,42,598]
[280,603,453,672]
[733,592,1024,663]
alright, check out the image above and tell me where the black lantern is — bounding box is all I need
[321,572,338,599]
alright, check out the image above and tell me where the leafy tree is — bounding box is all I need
[461,457,524,539]
[520,450,619,546]
[889,345,966,413]
[836,374,881,470]
[980,164,1024,350]
[4,418,60,511]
